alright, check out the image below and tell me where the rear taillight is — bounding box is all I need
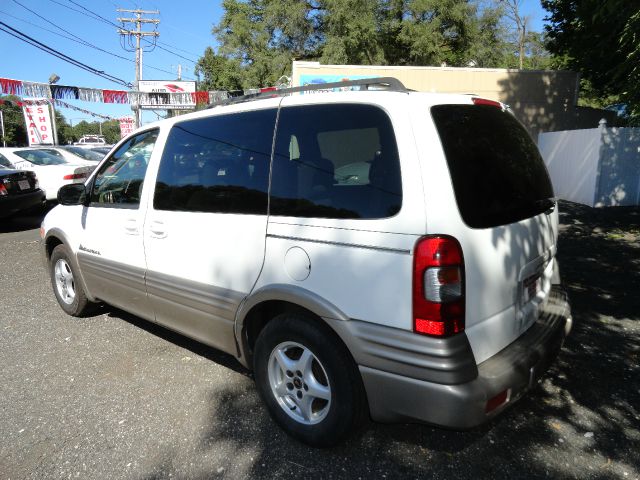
[63,173,87,180]
[0,183,7,196]
[413,236,465,337]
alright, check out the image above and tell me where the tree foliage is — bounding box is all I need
[196,0,551,90]
[0,96,28,147]
[542,0,640,116]
[67,119,120,145]
[195,47,244,91]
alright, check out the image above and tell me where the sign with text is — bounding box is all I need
[137,80,196,110]
[22,101,54,145]
[119,116,135,139]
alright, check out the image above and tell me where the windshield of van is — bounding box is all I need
[431,104,554,228]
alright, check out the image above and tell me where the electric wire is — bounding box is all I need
[11,0,96,46]
[48,0,201,64]
[0,21,132,87]
[0,9,195,80]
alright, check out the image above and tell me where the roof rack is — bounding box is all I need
[207,77,408,109]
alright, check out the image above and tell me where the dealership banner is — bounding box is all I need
[119,116,135,138]
[22,100,54,145]
[137,80,196,110]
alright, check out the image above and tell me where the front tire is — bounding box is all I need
[50,244,95,316]
[253,313,367,447]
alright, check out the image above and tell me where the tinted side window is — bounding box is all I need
[90,129,158,207]
[271,104,402,219]
[0,153,11,167]
[154,109,277,215]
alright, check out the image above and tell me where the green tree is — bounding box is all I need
[198,0,550,90]
[100,120,121,145]
[0,96,27,147]
[195,47,244,91]
[213,0,318,88]
[72,120,94,140]
[464,5,510,68]
[54,110,73,145]
[321,0,385,65]
[542,0,640,117]
[393,0,481,66]
[69,120,120,144]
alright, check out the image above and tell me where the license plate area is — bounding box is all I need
[17,180,30,190]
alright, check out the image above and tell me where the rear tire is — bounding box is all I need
[50,244,95,316]
[253,313,367,447]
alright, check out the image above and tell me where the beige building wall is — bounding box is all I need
[291,61,615,136]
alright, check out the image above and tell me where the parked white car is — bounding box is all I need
[37,146,104,166]
[0,148,93,200]
[42,78,572,447]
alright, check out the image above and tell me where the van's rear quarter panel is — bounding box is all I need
[413,100,559,363]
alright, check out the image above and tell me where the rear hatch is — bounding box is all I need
[430,102,557,364]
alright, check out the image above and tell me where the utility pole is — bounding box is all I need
[117,9,160,129]
[49,102,58,145]
[0,110,5,147]
[167,64,182,118]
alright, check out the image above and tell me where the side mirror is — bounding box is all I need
[58,183,87,206]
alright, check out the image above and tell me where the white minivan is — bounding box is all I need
[42,78,571,447]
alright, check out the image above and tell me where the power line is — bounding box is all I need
[152,43,198,65]
[48,0,201,65]
[67,0,118,26]
[48,0,117,30]
[11,0,93,46]
[0,21,132,87]
[0,9,195,80]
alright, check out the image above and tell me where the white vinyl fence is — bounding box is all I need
[538,121,640,207]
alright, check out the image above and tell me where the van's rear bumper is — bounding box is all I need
[359,286,571,428]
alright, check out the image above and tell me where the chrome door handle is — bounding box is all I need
[149,220,167,238]
[124,219,139,235]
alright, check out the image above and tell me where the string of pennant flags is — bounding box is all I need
[0,76,229,105]
[0,97,116,121]
[0,76,288,107]
[53,99,115,120]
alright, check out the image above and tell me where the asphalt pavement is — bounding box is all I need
[0,203,638,480]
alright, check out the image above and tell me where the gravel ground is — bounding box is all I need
[0,201,638,480]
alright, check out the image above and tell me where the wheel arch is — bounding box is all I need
[234,284,350,369]
[44,228,96,302]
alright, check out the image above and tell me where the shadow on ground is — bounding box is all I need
[0,206,51,234]
[104,306,250,377]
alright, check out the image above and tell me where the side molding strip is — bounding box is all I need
[266,234,411,255]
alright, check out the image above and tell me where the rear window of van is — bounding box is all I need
[431,104,554,228]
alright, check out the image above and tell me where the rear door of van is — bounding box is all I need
[142,105,278,354]
[420,100,558,364]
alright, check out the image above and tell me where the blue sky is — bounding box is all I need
[1,0,547,128]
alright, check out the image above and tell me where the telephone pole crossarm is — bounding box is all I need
[116,8,160,14]
[116,7,161,129]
